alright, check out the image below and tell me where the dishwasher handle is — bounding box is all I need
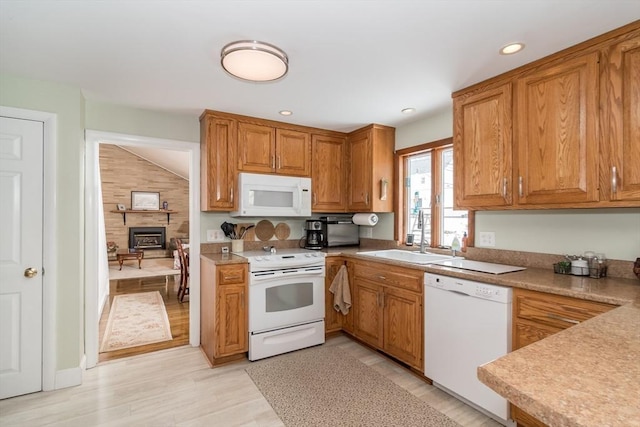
[446,289,471,297]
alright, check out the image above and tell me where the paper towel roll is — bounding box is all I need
[352,213,378,226]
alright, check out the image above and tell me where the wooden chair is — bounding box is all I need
[175,238,189,302]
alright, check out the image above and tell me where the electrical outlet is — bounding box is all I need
[478,231,495,247]
[207,229,225,242]
[221,246,229,254]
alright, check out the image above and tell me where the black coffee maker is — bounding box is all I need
[304,220,324,250]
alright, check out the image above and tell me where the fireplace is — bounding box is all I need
[128,227,166,250]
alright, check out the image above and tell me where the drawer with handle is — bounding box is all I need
[514,289,615,329]
[217,264,247,285]
[354,261,422,293]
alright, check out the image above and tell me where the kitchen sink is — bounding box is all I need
[356,249,454,265]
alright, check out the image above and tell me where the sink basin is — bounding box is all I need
[356,249,454,265]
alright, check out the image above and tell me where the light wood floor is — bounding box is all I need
[98,273,190,363]
[0,335,502,426]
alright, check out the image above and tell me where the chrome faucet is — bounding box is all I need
[419,208,429,253]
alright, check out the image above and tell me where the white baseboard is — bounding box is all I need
[54,355,84,390]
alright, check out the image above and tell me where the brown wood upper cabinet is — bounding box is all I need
[453,22,640,210]
[516,52,600,205]
[312,134,348,212]
[237,122,311,177]
[454,82,513,208]
[200,114,237,211]
[347,124,395,212]
[601,33,640,202]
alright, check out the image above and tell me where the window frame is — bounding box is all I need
[394,137,475,248]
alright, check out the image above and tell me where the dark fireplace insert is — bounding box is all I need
[128,226,166,250]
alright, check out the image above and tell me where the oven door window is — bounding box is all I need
[265,282,313,312]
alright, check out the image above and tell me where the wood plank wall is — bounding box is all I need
[99,145,190,257]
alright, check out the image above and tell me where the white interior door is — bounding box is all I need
[0,116,44,399]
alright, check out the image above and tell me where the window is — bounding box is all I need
[397,138,470,248]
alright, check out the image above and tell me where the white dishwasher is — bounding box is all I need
[424,272,514,426]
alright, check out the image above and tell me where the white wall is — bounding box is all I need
[394,109,640,261]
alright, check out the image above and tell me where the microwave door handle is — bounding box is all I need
[296,184,302,214]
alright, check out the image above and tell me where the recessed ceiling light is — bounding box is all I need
[279,110,293,116]
[500,42,525,55]
[401,108,416,114]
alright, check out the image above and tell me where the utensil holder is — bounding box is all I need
[231,239,243,253]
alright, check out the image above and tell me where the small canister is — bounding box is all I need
[571,258,589,276]
[589,256,601,278]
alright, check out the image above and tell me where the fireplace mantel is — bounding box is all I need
[110,209,178,225]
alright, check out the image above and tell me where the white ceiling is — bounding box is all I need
[1,1,638,134]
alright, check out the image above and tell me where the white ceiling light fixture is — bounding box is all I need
[279,110,293,116]
[401,107,416,114]
[221,40,289,82]
[499,42,525,55]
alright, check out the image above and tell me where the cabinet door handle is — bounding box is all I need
[376,292,381,307]
[365,192,370,205]
[230,186,233,202]
[313,193,317,204]
[611,166,618,194]
[380,292,385,308]
[278,156,281,169]
[518,176,523,198]
[547,313,580,325]
[241,290,245,308]
[378,275,386,280]
[271,155,276,169]
[502,178,508,198]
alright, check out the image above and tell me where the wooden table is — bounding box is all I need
[116,249,144,270]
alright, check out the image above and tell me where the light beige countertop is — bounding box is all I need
[478,301,640,427]
[200,252,249,265]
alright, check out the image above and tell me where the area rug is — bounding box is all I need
[100,291,173,353]
[245,345,462,427]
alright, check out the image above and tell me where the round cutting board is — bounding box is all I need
[255,220,275,241]
[274,223,291,240]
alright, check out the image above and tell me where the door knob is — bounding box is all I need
[24,268,38,278]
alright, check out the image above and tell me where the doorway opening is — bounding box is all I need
[85,130,200,369]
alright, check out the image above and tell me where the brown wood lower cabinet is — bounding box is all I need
[510,288,615,427]
[200,258,248,366]
[351,260,423,370]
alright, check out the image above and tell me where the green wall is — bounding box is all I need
[0,73,85,370]
[0,74,201,371]
[85,101,199,142]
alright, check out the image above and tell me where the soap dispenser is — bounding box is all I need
[451,235,461,257]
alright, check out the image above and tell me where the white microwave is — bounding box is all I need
[230,173,312,217]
